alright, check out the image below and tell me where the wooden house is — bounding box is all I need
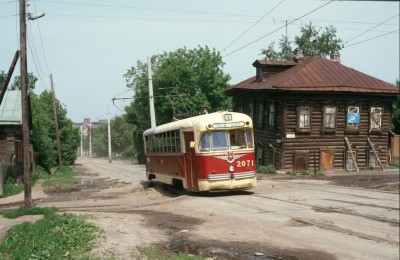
[227,52,399,171]
[0,90,23,187]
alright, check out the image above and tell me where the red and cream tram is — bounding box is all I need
[143,111,257,191]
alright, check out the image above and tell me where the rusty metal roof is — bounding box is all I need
[0,90,22,125]
[229,56,399,94]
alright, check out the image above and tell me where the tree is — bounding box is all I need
[31,91,80,170]
[124,46,232,163]
[90,115,135,158]
[261,23,343,60]
[0,71,37,90]
[392,80,400,134]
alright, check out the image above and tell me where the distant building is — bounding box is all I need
[227,52,398,171]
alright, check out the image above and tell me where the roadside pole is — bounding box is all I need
[50,74,62,168]
[147,57,156,128]
[107,105,112,163]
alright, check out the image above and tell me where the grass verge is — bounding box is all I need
[0,208,101,259]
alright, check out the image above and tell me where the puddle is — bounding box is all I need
[164,237,300,260]
[44,178,123,194]
[72,178,119,191]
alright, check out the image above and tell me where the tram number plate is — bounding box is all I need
[236,160,254,167]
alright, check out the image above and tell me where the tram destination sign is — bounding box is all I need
[212,121,245,129]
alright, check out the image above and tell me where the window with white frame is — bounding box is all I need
[258,100,264,126]
[298,106,311,129]
[248,99,254,119]
[323,106,336,129]
[370,107,382,132]
[269,103,275,127]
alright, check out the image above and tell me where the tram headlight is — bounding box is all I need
[229,165,235,172]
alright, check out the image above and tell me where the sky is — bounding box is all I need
[0,0,399,123]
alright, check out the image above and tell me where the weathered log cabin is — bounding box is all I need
[227,51,398,171]
[0,90,23,170]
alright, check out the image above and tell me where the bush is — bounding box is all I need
[256,165,277,174]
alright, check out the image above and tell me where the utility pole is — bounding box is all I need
[147,57,156,128]
[89,118,92,158]
[19,0,31,208]
[80,125,83,157]
[50,74,62,168]
[107,105,112,163]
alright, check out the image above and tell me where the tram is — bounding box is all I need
[143,111,257,191]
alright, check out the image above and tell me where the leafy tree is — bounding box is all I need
[31,91,80,170]
[0,71,38,90]
[261,23,343,60]
[90,115,135,158]
[124,46,232,163]
[392,80,400,134]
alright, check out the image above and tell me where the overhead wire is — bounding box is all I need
[343,29,399,48]
[27,21,50,90]
[36,0,260,18]
[222,0,286,52]
[344,13,399,44]
[222,0,335,58]
[33,0,51,75]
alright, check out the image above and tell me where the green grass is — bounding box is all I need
[2,207,57,219]
[388,162,400,168]
[0,178,24,199]
[256,165,277,174]
[134,246,205,260]
[0,209,101,259]
[42,166,78,187]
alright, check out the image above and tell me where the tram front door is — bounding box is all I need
[184,132,198,190]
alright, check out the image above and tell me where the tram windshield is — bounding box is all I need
[199,130,253,152]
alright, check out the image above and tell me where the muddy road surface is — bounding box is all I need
[0,157,399,259]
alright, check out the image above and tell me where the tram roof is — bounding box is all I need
[143,111,252,136]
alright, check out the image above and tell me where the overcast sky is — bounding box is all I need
[0,0,399,123]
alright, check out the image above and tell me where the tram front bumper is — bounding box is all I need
[198,172,257,191]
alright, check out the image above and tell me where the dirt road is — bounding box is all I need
[0,157,399,259]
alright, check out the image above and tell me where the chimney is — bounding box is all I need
[292,48,304,63]
[330,52,341,63]
[256,67,264,82]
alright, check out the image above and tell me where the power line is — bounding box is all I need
[223,0,335,58]
[343,29,399,48]
[27,22,49,90]
[344,13,399,44]
[33,0,51,75]
[222,0,286,52]
[36,0,259,18]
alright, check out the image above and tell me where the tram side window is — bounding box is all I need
[211,131,228,151]
[200,133,210,152]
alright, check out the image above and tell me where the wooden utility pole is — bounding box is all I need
[50,74,62,168]
[19,0,32,208]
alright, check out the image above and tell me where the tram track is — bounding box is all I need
[220,195,399,246]
[252,194,399,225]
[269,179,399,196]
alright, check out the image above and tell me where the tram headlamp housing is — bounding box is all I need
[229,165,235,172]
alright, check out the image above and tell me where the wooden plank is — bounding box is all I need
[367,137,385,171]
[344,137,359,172]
